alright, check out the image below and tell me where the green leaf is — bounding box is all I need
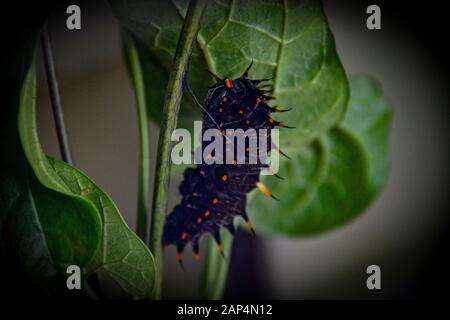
[47,157,157,298]
[17,63,103,270]
[18,62,156,298]
[248,75,392,235]
[1,33,62,286]
[340,76,391,193]
[110,0,349,150]
[0,173,58,282]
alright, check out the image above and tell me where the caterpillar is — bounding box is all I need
[162,62,292,266]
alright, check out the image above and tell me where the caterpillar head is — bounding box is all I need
[204,76,258,111]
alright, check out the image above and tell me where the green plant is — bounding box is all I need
[0,0,391,299]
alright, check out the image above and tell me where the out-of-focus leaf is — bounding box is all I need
[248,76,392,235]
[48,157,157,298]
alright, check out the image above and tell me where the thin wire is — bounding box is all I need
[41,25,73,164]
[185,83,221,130]
[185,83,233,145]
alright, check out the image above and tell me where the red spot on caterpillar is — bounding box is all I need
[219,107,223,112]
[181,232,187,240]
[223,96,228,103]
[205,210,210,217]
[200,169,205,176]
[225,79,234,89]
[256,97,262,103]
[197,217,202,224]
[221,175,228,182]
[213,197,219,205]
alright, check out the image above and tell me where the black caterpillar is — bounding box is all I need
[162,62,291,265]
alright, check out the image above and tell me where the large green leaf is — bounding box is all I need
[47,157,157,298]
[248,76,392,235]
[0,173,57,282]
[1,33,62,289]
[110,0,349,151]
[15,63,103,271]
[18,62,156,298]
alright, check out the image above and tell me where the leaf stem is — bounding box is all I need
[123,31,150,241]
[40,25,73,165]
[201,230,233,299]
[149,0,208,299]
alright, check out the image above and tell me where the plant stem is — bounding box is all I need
[123,31,150,241]
[149,0,208,299]
[201,230,233,299]
[40,25,73,165]
[41,24,107,300]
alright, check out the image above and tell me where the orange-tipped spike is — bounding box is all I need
[245,219,256,237]
[265,167,285,180]
[272,106,292,113]
[212,231,226,259]
[176,250,185,270]
[256,181,271,196]
[217,244,226,260]
[274,173,285,180]
[243,59,254,77]
[241,212,256,236]
[192,243,200,262]
[256,181,279,201]
[277,122,296,129]
[273,146,291,159]
[257,77,274,83]
[207,70,222,82]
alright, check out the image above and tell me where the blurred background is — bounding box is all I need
[36,1,449,299]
